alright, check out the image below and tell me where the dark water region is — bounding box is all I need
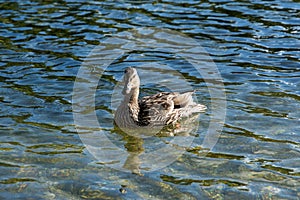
[0,0,300,199]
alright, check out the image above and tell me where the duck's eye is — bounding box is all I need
[124,67,133,74]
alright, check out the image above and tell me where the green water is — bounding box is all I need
[0,0,299,199]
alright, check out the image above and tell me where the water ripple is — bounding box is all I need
[0,0,299,199]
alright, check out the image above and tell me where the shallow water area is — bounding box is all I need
[1,0,300,199]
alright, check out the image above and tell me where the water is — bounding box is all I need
[0,0,299,199]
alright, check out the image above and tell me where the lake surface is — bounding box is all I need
[0,0,299,199]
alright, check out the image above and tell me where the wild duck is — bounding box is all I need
[114,67,207,129]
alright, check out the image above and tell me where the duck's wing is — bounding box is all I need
[172,91,195,107]
[173,91,207,118]
[172,91,207,116]
[138,91,206,126]
[138,92,179,126]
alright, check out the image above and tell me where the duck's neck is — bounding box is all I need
[124,88,139,106]
[123,88,140,123]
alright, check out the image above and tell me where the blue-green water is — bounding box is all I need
[0,0,299,199]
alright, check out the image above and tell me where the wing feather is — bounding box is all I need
[137,91,205,126]
[138,92,178,126]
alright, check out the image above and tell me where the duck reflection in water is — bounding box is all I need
[114,67,206,174]
[114,113,202,176]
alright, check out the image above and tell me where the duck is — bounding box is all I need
[114,67,207,130]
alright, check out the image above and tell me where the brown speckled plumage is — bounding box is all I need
[114,67,206,129]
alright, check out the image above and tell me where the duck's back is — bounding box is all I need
[138,92,194,126]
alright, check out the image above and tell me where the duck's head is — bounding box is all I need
[122,67,140,95]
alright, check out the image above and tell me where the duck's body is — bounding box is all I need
[114,67,206,129]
